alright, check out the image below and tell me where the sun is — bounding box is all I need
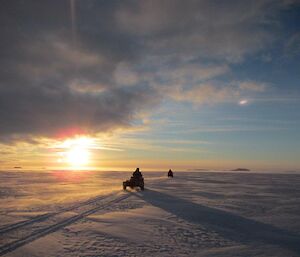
[58,137,93,169]
[66,146,89,167]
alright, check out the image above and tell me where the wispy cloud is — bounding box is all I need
[171,126,289,134]
[161,80,267,105]
[284,32,300,57]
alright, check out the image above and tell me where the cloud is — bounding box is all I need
[166,83,240,105]
[113,62,140,86]
[0,33,159,140]
[238,81,268,92]
[116,0,290,62]
[161,79,268,105]
[285,32,300,57]
[156,63,229,84]
[0,0,291,143]
[149,62,267,105]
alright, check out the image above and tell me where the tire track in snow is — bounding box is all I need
[0,192,117,234]
[0,192,131,256]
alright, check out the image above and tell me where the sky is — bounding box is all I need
[0,0,300,171]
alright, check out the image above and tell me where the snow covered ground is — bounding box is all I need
[0,170,300,256]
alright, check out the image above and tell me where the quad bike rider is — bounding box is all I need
[123,168,144,190]
[168,169,173,177]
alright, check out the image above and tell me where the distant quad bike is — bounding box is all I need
[168,170,173,177]
[123,176,144,190]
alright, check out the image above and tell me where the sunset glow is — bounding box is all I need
[0,1,299,172]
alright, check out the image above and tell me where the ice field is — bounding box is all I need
[0,170,300,256]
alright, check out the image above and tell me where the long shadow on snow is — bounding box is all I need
[136,189,300,253]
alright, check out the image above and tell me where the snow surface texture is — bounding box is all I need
[0,171,300,256]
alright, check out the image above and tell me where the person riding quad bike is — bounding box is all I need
[123,168,144,190]
[132,167,142,178]
[168,169,173,177]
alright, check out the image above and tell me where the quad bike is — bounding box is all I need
[123,176,144,190]
[168,170,173,177]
